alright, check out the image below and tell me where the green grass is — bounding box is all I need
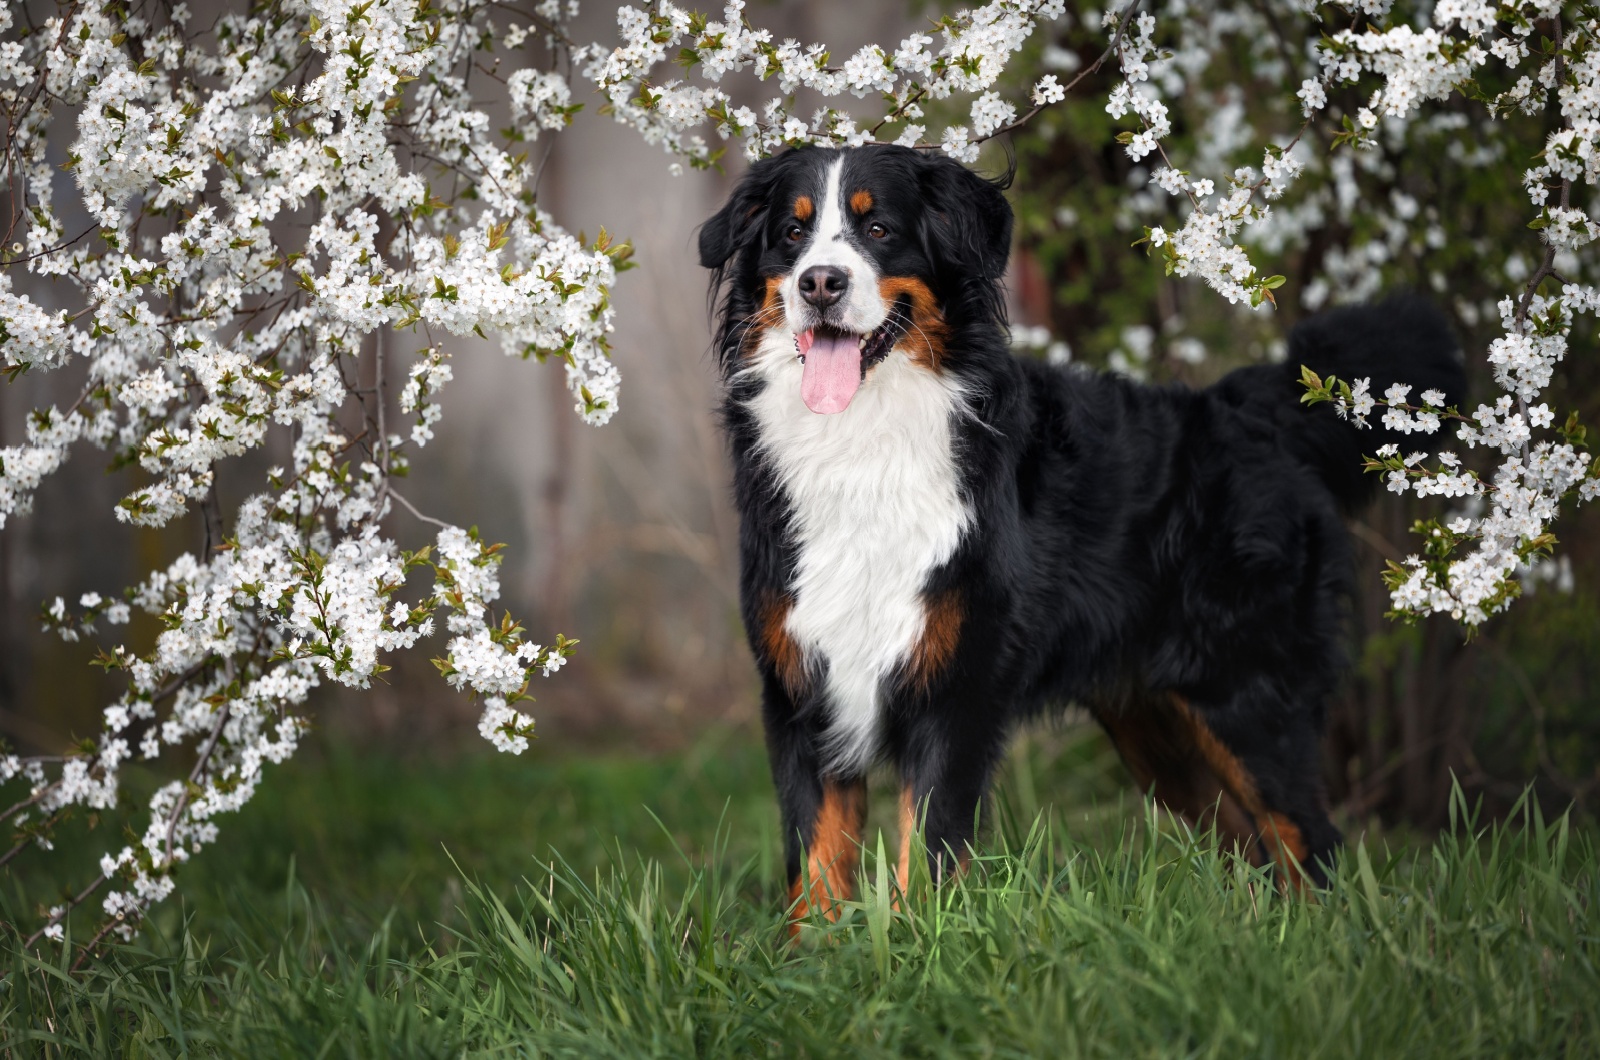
[1,723,1596,1057]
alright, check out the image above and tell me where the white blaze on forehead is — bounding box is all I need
[783,156,885,335]
[809,157,850,255]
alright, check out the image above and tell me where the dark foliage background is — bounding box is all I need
[1000,1,1600,825]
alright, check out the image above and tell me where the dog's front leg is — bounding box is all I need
[787,775,867,929]
[760,674,868,932]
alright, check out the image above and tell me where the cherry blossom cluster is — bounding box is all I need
[579,0,1107,165]
[1122,4,1313,308]
[1,0,607,958]
[1305,347,1596,625]
[1290,1,1600,625]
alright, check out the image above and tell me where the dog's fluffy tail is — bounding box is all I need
[1212,295,1468,512]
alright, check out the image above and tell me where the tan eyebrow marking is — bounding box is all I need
[850,189,874,215]
[793,195,813,221]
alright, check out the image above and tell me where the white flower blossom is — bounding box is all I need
[1297,78,1327,116]
[1033,74,1067,106]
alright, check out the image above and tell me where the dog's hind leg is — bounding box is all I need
[1097,691,1342,888]
[897,720,1009,888]
[1171,690,1342,890]
[1095,695,1265,865]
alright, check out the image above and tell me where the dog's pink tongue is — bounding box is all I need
[799,330,862,415]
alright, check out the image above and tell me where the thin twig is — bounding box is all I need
[0,224,97,268]
[68,909,123,973]
[371,305,393,521]
[390,488,453,530]
[966,0,1146,147]
[1511,13,1569,464]
[22,871,107,951]
[0,778,63,826]
[1347,519,1405,563]
[868,0,1146,150]
[0,838,32,873]
[164,696,232,865]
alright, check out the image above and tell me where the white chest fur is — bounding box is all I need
[744,338,971,773]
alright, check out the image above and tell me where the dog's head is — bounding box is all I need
[700,146,1012,414]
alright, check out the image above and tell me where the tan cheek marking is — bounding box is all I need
[907,589,962,691]
[739,276,786,359]
[877,277,950,371]
[762,274,783,304]
[760,592,806,696]
[850,189,874,215]
[793,195,813,222]
[788,779,868,933]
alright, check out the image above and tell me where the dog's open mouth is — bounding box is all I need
[794,298,912,415]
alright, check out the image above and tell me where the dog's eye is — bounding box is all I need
[785,224,804,243]
[868,222,888,239]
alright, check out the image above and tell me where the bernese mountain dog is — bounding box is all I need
[698,144,1464,926]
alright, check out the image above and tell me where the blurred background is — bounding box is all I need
[2,0,1597,851]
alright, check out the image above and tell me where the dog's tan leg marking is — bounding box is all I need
[906,589,962,693]
[1099,695,1263,866]
[760,592,807,697]
[788,778,868,934]
[895,784,916,905]
[1257,812,1312,892]
[1170,694,1314,892]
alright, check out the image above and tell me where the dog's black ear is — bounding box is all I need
[699,153,797,270]
[916,152,1014,282]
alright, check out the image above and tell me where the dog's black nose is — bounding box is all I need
[798,265,849,309]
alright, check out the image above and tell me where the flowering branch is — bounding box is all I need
[1,0,611,953]
[583,0,1102,165]
[906,0,1146,151]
